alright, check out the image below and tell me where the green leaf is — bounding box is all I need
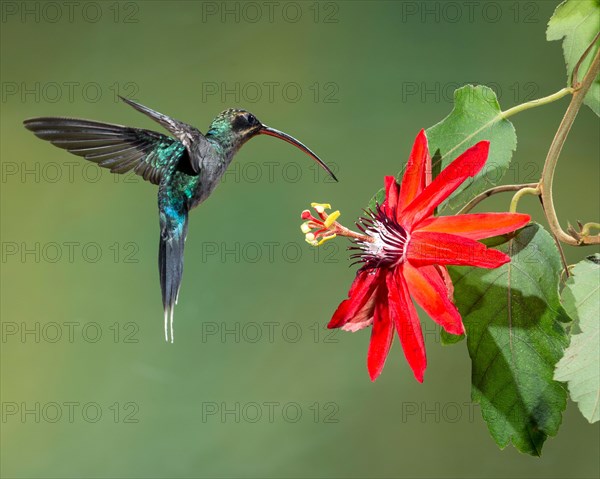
[367,187,386,211]
[430,148,443,182]
[547,0,600,116]
[440,329,464,345]
[449,224,569,455]
[554,254,600,423]
[426,85,517,211]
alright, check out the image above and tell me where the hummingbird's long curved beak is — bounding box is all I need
[259,125,338,182]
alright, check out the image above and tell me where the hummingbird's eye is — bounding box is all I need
[246,114,257,126]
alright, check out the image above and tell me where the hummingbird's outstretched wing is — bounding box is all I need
[119,96,209,175]
[23,117,190,185]
[158,181,189,343]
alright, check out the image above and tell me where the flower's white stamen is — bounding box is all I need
[351,206,410,269]
[363,225,386,256]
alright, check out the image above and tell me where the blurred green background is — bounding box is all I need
[1,1,599,478]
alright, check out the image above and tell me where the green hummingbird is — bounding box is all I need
[24,97,337,342]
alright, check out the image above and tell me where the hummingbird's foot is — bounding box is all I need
[301,203,374,246]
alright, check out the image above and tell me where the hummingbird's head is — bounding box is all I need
[206,109,337,181]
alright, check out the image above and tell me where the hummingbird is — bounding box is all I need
[24,97,337,342]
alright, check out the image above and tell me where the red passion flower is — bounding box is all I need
[300,130,530,382]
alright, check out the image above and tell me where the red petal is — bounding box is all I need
[404,263,464,335]
[383,176,399,217]
[367,283,394,381]
[387,267,427,383]
[425,143,432,188]
[341,287,378,332]
[416,213,530,240]
[397,129,430,212]
[407,231,510,268]
[400,141,490,228]
[329,270,380,329]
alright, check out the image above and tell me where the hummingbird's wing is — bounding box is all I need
[158,180,189,343]
[119,96,208,175]
[23,117,191,185]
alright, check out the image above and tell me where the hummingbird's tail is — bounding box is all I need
[159,200,189,343]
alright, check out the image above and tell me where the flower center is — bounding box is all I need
[299,202,409,271]
[351,206,410,270]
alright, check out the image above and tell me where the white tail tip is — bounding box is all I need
[169,307,174,343]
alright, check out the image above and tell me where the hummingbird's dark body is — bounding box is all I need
[24,97,336,342]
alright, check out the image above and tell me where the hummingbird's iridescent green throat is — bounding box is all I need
[23,97,337,342]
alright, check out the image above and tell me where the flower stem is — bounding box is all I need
[509,186,540,213]
[458,183,538,215]
[458,43,599,247]
[539,47,600,246]
[448,87,573,215]
[501,87,574,119]
[437,88,574,167]
[572,31,600,87]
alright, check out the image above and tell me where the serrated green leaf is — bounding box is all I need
[449,223,569,455]
[426,85,517,211]
[554,254,600,423]
[547,0,600,116]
